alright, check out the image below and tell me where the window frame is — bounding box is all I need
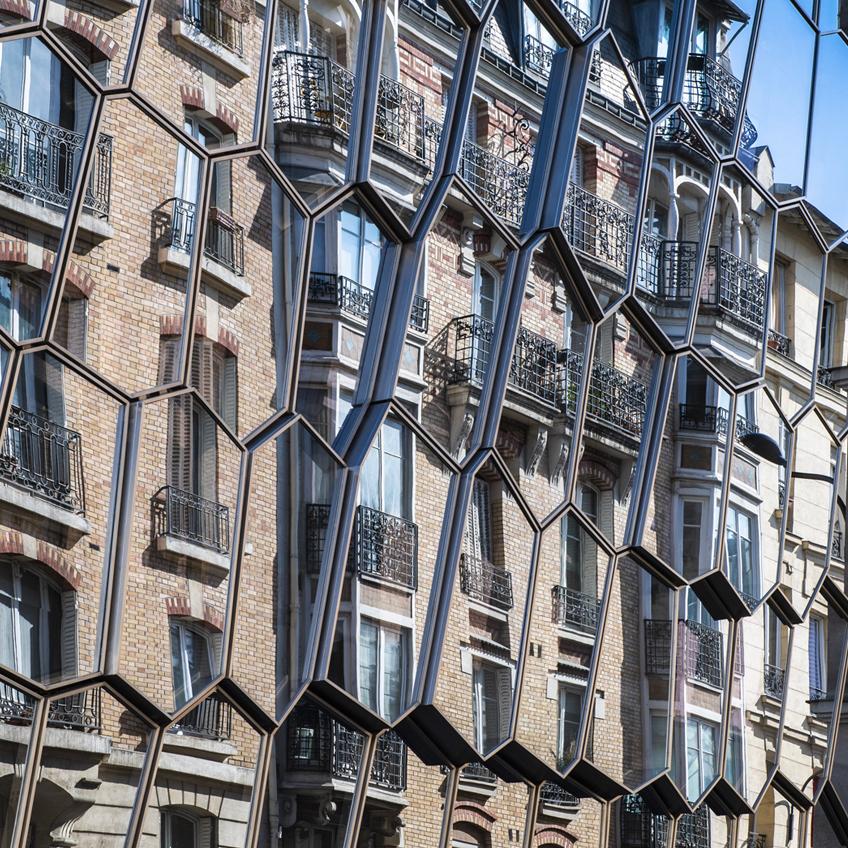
[725,503,759,600]
[169,619,216,709]
[471,654,513,752]
[358,616,411,722]
[685,716,718,800]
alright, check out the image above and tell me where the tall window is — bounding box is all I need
[472,658,511,752]
[0,564,64,683]
[161,809,216,848]
[465,478,493,564]
[561,485,598,593]
[680,500,705,581]
[686,717,717,800]
[361,416,411,519]
[558,685,582,765]
[820,299,835,368]
[726,505,757,600]
[169,620,216,710]
[339,204,383,291]
[772,258,789,335]
[359,618,409,721]
[470,264,499,378]
[809,616,825,700]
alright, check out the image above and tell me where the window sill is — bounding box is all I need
[158,245,252,300]
[0,189,113,242]
[156,534,230,574]
[554,624,598,647]
[171,19,250,79]
[0,480,90,537]
[456,774,498,799]
[164,729,238,760]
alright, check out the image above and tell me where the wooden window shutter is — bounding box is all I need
[465,479,493,561]
[196,816,216,848]
[571,146,584,187]
[43,352,66,424]
[210,632,224,675]
[496,666,512,739]
[215,351,237,431]
[159,337,180,385]
[64,298,87,362]
[60,590,78,677]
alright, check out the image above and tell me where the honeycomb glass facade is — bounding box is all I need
[0,0,846,845]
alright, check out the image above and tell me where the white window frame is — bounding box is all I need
[821,299,835,368]
[809,614,826,699]
[725,503,759,600]
[685,716,718,799]
[557,683,583,765]
[471,653,514,752]
[357,616,410,722]
[169,619,215,708]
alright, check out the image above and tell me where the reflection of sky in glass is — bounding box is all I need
[723,0,756,77]
[742,0,814,191]
[807,35,848,230]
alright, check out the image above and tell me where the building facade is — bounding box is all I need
[0,0,844,845]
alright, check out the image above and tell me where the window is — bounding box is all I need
[0,564,65,683]
[726,505,758,600]
[820,299,835,368]
[169,620,216,710]
[644,198,669,237]
[772,258,789,335]
[472,263,498,323]
[361,416,411,519]
[472,659,511,752]
[558,685,582,764]
[686,718,717,800]
[560,485,599,592]
[766,606,781,668]
[359,618,409,721]
[161,809,216,848]
[809,616,825,700]
[465,478,493,563]
[680,500,705,580]
[649,713,667,773]
[339,204,383,291]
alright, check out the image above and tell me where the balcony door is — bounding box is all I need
[359,618,409,721]
[471,263,499,379]
[360,415,410,520]
[557,684,582,765]
[472,658,511,752]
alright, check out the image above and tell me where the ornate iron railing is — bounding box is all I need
[0,405,85,513]
[460,138,530,227]
[683,619,723,688]
[558,0,592,34]
[308,272,430,333]
[644,619,672,676]
[167,198,245,276]
[809,685,828,702]
[460,761,498,785]
[286,704,407,791]
[677,404,756,441]
[172,693,233,740]
[552,585,601,634]
[459,553,514,610]
[563,182,634,274]
[703,246,767,332]
[833,528,843,561]
[636,236,699,299]
[768,328,792,358]
[620,795,710,848]
[153,485,230,554]
[742,834,766,848]
[0,101,112,218]
[540,781,581,809]
[524,35,556,76]
[0,683,101,732]
[305,502,331,573]
[271,50,425,161]
[763,663,785,699]
[181,0,244,56]
[351,504,418,589]
[560,349,648,437]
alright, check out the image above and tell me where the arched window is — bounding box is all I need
[0,563,67,683]
[169,620,218,709]
[161,808,216,848]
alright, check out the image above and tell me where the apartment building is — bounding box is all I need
[0,0,844,845]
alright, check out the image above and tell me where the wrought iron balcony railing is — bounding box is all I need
[560,349,648,437]
[181,0,244,56]
[833,528,843,561]
[558,0,592,34]
[620,795,710,848]
[172,693,233,740]
[0,405,85,514]
[167,197,245,276]
[809,685,828,702]
[286,704,407,791]
[551,585,601,634]
[540,781,581,809]
[0,101,112,219]
[0,683,101,732]
[460,138,530,228]
[743,834,766,848]
[304,503,418,589]
[563,182,635,275]
[683,619,723,688]
[272,50,426,161]
[678,404,757,440]
[524,34,555,76]
[644,619,672,676]
[153,485,230,554]
[460,761,498,785]
[308,272,430,333]
[768,328,792,358]
[460,553,514,610]
[763,663,785,699]
[818,364,839,389]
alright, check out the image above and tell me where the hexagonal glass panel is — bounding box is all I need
[0,675,38,848]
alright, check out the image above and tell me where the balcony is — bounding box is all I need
[286,704,407,792]
[620,794,710,848]
[560,349,648,439]
[171,692,233,741]
[763,663,785,699]
[833,528,843,561]
[678,404,757,440]
[459,137,530,228]
[540,781,581,810]
[632,53,756,145]
[0,405,85,514]
[562,183,634,277]
[551,585,601,634]
[0,683,101,732]
[743,835,766,848]
[308,272,430,334]
[459,553,514,610]
[767,328,792,358]
[637,238,767,335]
[524,35,556,77]
[683,619,723,688]
[272,50,426,162]
[459,761,498,787]
[0,101,112,219]
[153,485,231,555]
[166,197,245,277]
[644,619,672,676]
[180,0,244,56]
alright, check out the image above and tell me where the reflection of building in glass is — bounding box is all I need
[0,0,845,845]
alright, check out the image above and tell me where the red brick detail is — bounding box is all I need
[63,9,118,60]
[0,0,29,18]
[36,541,81,589]
[194,313,207,339]
[0,530,24,555]
[181,85,206,111]
[165,595,192,617]
[453,802,496,831]
[160,315,184,337]
[202,603,224,632]
[534,826,576,847]
[578,458,616,491]
[64,259,96,298]
[215,103,239,136]
[0,239,27,265]
[217,326,238,356]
